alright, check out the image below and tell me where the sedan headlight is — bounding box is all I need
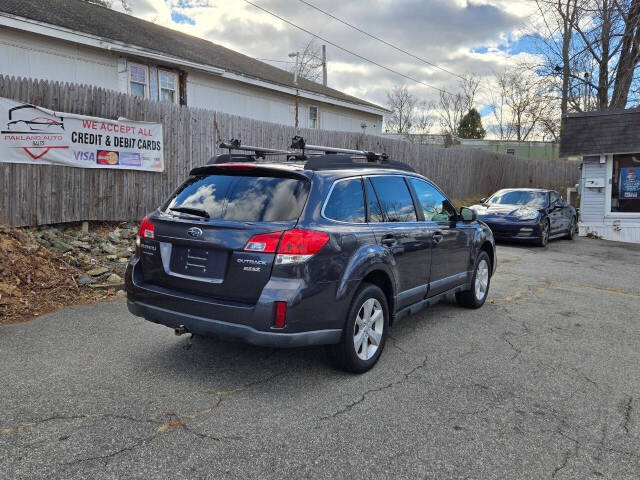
[514,208,539,221]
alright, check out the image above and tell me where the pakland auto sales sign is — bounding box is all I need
[0,97,164,172]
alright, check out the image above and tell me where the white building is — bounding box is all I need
[0,0,386,134]
[561,109,640,244]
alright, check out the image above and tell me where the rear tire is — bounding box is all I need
[456,251,491,309]
[536,220,550,247]
[325,283,389,374]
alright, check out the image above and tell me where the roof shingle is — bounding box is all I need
[560,108,640,156]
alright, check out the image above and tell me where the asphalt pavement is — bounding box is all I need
[1,237,640,479]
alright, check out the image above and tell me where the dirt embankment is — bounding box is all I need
[0,222,138,325]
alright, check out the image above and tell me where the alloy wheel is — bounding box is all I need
[353,298,384,361]
[474,259,489,301]
[541,222,549,245]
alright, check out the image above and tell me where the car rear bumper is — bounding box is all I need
[125,256,347,347]
[127,300,341,347]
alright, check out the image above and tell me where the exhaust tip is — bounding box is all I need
[174,325,188,336]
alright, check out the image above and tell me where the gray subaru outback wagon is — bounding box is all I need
[126,138,496,373]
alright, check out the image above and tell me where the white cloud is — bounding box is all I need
[119,0,547,129]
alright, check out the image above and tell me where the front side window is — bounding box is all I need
[324,178,365,223]
[408,178,456,221]
[612,154,640,213]
[309,106,318,129]
[369,176,417,222]
[159,70,178,104]
[550,191,560,205]
[129,63,148,98]
[164,174,310,222]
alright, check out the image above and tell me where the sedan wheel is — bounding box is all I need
[567,217,576,240]
[537,221,549,247]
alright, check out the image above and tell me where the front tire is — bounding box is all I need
[456,251,491,309]
[536,220,550,247]
[325,283,389,374]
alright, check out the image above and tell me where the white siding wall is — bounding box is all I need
[1,27,383,134]
[186,71,382,134]
[579,155,640,243]
[579,156,607,223]
[0,28,118,89]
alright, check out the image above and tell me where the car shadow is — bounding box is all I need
[130,296,464,387]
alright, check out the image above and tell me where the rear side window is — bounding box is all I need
[364,178,384,222]
[324,178,365,223]
[408,178,456,221]
[165,174,309,222]
[369,176,417,222]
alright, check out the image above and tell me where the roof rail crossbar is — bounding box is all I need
[218,139,292,159]
[290,136,387,161]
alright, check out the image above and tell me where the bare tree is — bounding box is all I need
[489,64,557,141]
[436,75,480,137]
[288,39,324,83]
[384,86,418,134]
[610,0,640,108]
[534,0,640,111]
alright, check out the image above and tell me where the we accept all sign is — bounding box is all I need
[0,97,164,172]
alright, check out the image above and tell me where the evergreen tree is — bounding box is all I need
[457,108,486,139]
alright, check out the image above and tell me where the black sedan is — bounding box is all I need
[470,188,577,247]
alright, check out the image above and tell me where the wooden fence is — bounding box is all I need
[0,75,579,226]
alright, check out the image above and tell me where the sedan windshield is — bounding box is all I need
[487,190,547,208]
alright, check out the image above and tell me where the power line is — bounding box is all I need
[293,0,466,81]
[241,0,452,95]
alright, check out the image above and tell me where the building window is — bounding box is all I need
[309,106,318,129]
[159,70,179,104]
[611,154,640,213]
[129,63,148,98]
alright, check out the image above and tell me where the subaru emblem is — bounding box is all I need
[187,227,203,238]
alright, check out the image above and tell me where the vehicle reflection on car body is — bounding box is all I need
[470,188,577,247]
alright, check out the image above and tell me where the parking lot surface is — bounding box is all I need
[1,237,640,479]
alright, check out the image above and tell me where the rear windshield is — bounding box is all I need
[164,174,310,222]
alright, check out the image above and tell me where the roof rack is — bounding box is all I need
[290,136,387,162]
[290,136,415,172]
[214,139,292,163]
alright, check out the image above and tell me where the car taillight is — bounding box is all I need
[137,216,155,240]
[274,301,287,328]
[243,231,283,253]
[242,229,329,264]
[275,229,329,265]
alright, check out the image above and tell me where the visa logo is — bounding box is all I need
[74,151,95,161]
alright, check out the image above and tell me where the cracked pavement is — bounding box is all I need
[1,237,640,479]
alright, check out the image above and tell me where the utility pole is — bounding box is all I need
[583,72,590,112]
[322,44,327,86]
[289,51,300,129]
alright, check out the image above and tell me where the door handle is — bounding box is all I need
[433,231,444,245]
[381,235,396,247]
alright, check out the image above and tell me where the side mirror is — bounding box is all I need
[480,198,487,204]
[460,207,476,222]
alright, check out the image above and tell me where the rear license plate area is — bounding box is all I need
[169,245,226,279]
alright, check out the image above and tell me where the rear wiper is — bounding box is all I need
[169,207,210,219]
